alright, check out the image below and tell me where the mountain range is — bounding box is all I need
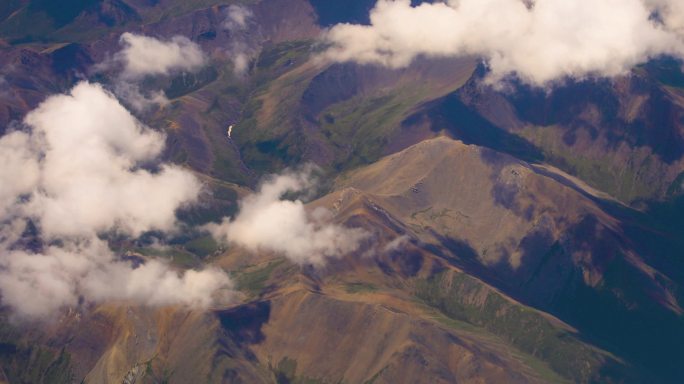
[1,1,683,383]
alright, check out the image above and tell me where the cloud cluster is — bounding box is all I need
[322,0,684,86]
[0,82,232,318]
[206,169,367,265]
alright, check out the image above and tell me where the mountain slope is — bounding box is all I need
[331,136,684,381]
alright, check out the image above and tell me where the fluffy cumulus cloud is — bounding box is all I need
[116,32,207,79]
[322,0,684,86]
[206,169,367,265]
[0,82,233,318]
[20,82,201,238]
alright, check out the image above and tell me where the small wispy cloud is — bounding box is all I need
[222,5,258,76]
[383,235,410,254]
[223,4,253,32]
[0,75,8,97]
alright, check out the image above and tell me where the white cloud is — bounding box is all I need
[0,131,39,219]
[20,82,200,238]
[0,82,233,319]
[116,32,207,79]
[223,5,253,31]
[322,0,684,87]
[206,168,368,265]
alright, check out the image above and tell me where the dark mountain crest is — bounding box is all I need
[24,0,139,28]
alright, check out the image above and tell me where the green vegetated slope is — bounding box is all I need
[517,124,669,202]
[414,270,631,383]
[232,40,317,173]
[233,41,477,173]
